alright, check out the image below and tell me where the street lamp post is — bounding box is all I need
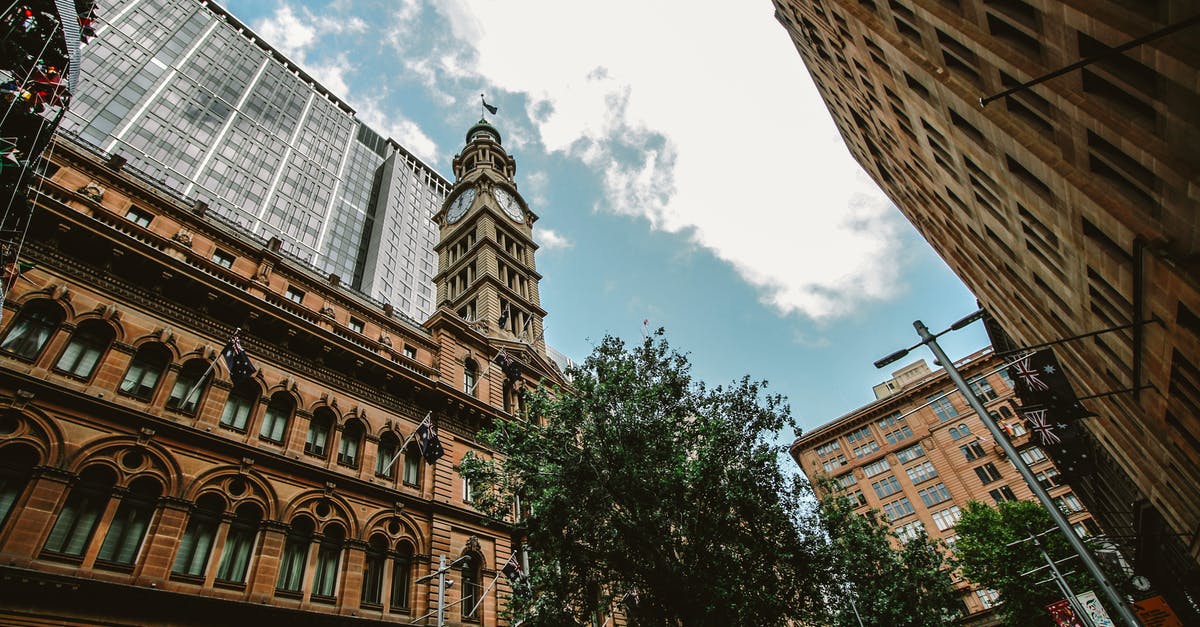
[875,313,1142,627]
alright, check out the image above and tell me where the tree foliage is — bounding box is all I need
[818,490,963,627]
[953,500,1105,626]
[459,332,827,626]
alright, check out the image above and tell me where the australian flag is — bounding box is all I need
[501,553,524,583]
[222,333,256,386]
[496,349,522,382]
[415,414,445,464]
[1006,348,1086,418]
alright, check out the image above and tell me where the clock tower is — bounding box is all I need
[432,118,547,357]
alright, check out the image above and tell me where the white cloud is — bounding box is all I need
[435,0,905,320]
[535,228,571,251]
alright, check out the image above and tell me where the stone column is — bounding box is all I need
[135,496,191,583]
[248,520,288,601]
[340,539,366,614]
[0,466,73,564]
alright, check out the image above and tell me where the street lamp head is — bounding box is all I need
[874,348,910,369]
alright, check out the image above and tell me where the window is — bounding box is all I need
[0,301,63,360]
[975,462,1003,484]
[835,473,857,488]
[55,320,114,379]
[376,433,400,478]
[124,206,153,227]
[989,485,1018,503]
[876,412,902,429]
[216,503,262,583]
[460,553,482,620]
[348,317,364,334]
[463,476,474,503]
[872,475,902,498]
[172,494,223,577]
[896,443,925,463]
[211,249,235,269]
[338,421,364,468]
[976,588,1000,609]
[312,525,345,598]
[166,359,209,414]
[863,459,891,477]
[362,536,387,606]
[848,490,868,507]
[822,455,848,473]
[402,444,421,486]
[1036,468,1062,490]
[816,440,842,457]
[853,441,880,457]
[276,517,314,593]
[0,444,37,531]
[1008,420,1028,436]
[895,520,926,543]
[464,359,478,396]
[219,381,259,432]
[96,477,161,566]
[391,542,414,610]
[846,426,872,443]
[884,426,913,444]
[928,394,959,421]
[285,286,305,304]
[883,497,915,521]
[951,423,971,440]
[259,393,293,443]
[906,461,938,484]
[43,466,115,558]
[119,343,170,400]
[1056,492,1084,513]
[306,411,334,457]
[969,377,998,401]
[1019,446,1048,465]
[960,441,987,461]
[932,506,962,531]
[918,482,952,507]
[402,345,417,360]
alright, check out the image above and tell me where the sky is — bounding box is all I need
[219,0,990,444]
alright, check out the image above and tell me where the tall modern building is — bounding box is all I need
[0,115,560,624]
[773,0,1200,613]
[794,349,1101,623]
[60,0,447,321]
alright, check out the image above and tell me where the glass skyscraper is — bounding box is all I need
[60,0,447,320]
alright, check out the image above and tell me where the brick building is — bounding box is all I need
[0,118,559,625]
[772,0,1200,612]
[793,349,1099,622]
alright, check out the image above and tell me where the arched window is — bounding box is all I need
[216,502,262,584]
[305,409,334,458]
[460,552,482,620]
[166,359,210,414]
[464,359,478,396]
[957,423,971,436]
[361,535,387,606]
[949,427,961,440]
[172,493,224,577]
[0,300,63,360]
[312,523,345,598]
[43,465,116,557]
[401,442,422,487]
[0,443,38,530]
[96,476,161,566]
[119,343,171,400]
[276,516,314,593]
[259,392,294,443]
[338,421,363,468]
[999,405,1013,418]
[391,541,414,611]
[220,380,259,432]
[54,320,114,379]
[376,432,400,478]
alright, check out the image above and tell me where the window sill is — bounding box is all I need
[170,573,205,585]
[275,588,303,600]
[116,390,155,402]
[219,424,248,434]
[38,551,83,564]
[361,602,383,611]
[259,436,285,446]
[303,449,328,459]
[311,594,337,605]
[214,579,247,591]
[94,559,136,573]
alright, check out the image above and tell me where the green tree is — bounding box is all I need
[818,491,962,626]
[459,332,827,626]
[954,500,1106,626]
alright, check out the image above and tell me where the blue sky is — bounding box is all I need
[219,0,990,441]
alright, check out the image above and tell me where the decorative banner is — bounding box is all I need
[1077,591,1115,627]
[1046,599,1085,627]
[1132,596,1183,627]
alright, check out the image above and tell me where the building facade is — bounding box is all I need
[793,349,1100,622]
[0,116,559,625]
[773,0,1200,611]
[61,0,447,321]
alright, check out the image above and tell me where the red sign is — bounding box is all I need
[1046,599,1085,627]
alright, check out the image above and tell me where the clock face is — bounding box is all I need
[446,188,476,224]
[495,188,524,222]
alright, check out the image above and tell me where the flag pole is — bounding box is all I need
[180,328,238,410]
[379,411,431,475]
